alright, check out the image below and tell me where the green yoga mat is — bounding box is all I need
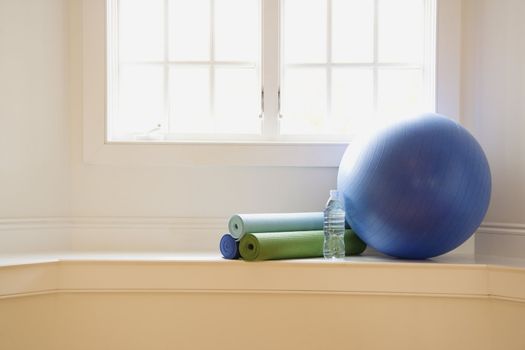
[239,229,366,261]
[229,212,324,239]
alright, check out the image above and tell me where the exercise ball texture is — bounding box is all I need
[337,113,491,259]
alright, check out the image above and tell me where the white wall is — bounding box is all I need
[69,0,525,256]
[461,0,525,257]
[1,0,524,257]
[0,0,71,252]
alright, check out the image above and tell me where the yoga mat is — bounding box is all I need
[228,212,324,239]
[220,234,240,260]
[239,229,366,261]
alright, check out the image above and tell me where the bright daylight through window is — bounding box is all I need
[107,0,436,142]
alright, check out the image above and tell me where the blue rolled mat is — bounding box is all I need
[220,233,240,259]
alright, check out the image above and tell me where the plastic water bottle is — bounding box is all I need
[323,190,346,259]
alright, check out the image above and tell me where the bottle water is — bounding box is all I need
[323,190,346,259]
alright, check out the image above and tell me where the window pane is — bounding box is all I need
[377,69,425,120]
[332,0,374,63]
[215,67,261,134]
[117,65,164,135]
[169,67,211,133]
[119,0,164,61]
[331,68,374,134]
[215,0,259,62]
[169,0,210,61]
[283,0,326,64]
[378,0,424,63]
[281,68,327,135]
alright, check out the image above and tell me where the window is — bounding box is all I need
[281,0,435,137]
[84,0,458,166]
[107,0,261,141]
[107,0,436,142]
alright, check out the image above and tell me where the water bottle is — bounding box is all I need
[323,190,346,259]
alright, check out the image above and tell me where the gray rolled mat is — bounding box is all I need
[239,229,367,261]
[228,212,324,239]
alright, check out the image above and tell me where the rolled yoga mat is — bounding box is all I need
[220,234,240,259]
[229,212,325,239]
[239,229,366,261]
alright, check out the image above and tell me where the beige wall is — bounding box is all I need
[1,292,524,350]
[461,0,525,256]
[462,0,525,223]
[1,249,524,350]
[52,293,495,350]
[0,0,70,218]
[0,294,59,350]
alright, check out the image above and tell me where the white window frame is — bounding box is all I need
[83,0,461,167]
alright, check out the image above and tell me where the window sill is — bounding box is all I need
[1,252,525,302]
[84,140,349,167]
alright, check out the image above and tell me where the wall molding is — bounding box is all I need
[476,222,525,258]
[0,216,227,230]
[68,216,227,252]
[2,218,522,231]
[0,216,227,253]
[0,217,71,231]
[0,217,71,254]
[478,222,525,236]
[1,218,524,255]
[69,216,227,229]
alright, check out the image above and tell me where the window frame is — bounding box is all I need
[82,0,461,167]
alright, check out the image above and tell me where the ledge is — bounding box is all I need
[1,253,524,303]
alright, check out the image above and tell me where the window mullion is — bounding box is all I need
[326,0,332,129]
[107,0,119,140]
[425,0,437,112]
[209,0,216,128]
[261,0,280,139]
[163,0,170,133]
[373,0,379,113]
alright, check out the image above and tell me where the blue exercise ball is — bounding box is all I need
[337,113,491,259]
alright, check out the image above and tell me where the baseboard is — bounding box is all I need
[0,217,71,254]
[1,218,524,256]
[69,216,227,252]
[478,222,525,236]
[477,222,525,258]
[0,216,227,254]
